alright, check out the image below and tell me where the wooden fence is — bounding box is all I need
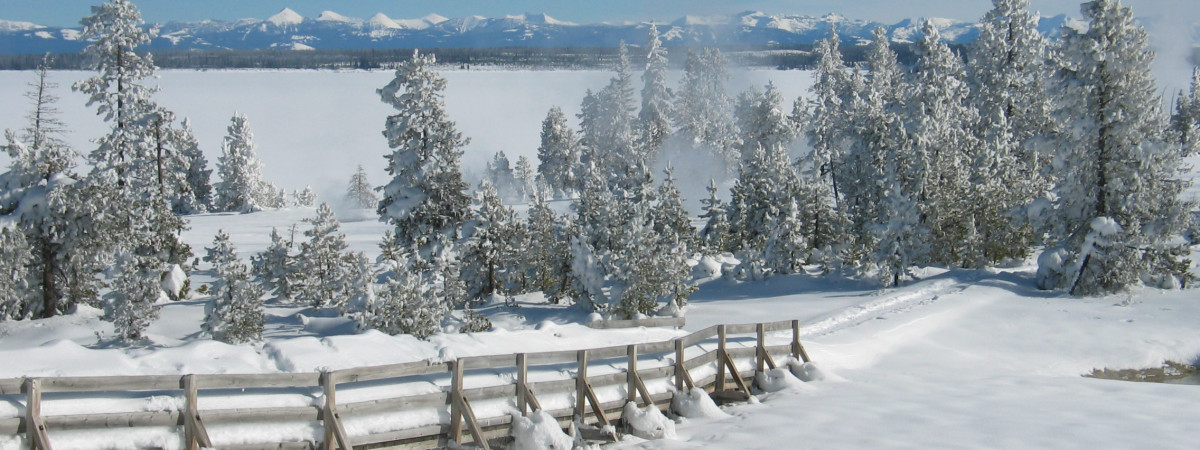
[0,319,811,449]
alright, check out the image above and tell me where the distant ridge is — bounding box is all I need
[0,9,1091,55]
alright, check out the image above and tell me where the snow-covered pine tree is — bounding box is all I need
[639,23,673,159]
[213,113,278,213]
[966,0,1056,261]
[577,42,643,192]
[647,167,697,306]
[203,230,264,344]
[870,158,927,287]
[356,262,441,338]
[344,164,378,209]
[1171,67,1200,156]
[294,186,316,207]
[377,50,471,258]
[673,48,739,167]
[526,188,573,303]
[906,20,982,267]
[726,143,804,274]
[735,82,798,165]
[104,253,163,342]
[536,106,582,199]
[698,179,731,253]
[513,155,536,203]
[461,180,519,302]
[174,118,212,214]
[294,203,367,310]
[251,226,299,300]
[486,151,519,202]
[805,28,852,209]
[1039,0,1195,295]
[0,228,36,321]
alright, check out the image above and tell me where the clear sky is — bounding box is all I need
[0,0,1189,28]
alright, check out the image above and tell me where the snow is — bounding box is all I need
[2,68,1200,448]
[510,410,574,450]
[621,402,676,440]
[0,19,43,32]
[315,11,360,25]
[266,8,304,27]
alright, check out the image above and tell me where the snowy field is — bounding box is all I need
[2,68,1200,448]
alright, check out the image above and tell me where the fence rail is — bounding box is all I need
[1,319,812,449]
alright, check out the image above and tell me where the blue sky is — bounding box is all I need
[0,0,1180,27]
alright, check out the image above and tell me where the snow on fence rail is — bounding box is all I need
[0,319,811,449]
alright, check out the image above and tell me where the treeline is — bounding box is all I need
[0,42,940,71]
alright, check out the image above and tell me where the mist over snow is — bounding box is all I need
[0,68,812,209]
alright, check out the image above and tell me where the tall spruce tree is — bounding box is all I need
[1171,67,1200,156]
[345,164,378,209]
[639,23,673,159]
[294,203,370,311]
[203,230,265,344]
[174,118,212,214]
[461,180,519,301]
[1038,0,1194,295]
[673,48,739,167]
[214,114,280,212]
[377,50,471,258]
[536,106,582,199]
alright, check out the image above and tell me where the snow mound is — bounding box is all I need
[266,8,304,27]
[622,402,676,440]
[670,388,729,419]
[755,367,811,392]
[510,410,573,450]
[161,264,188,300]
[789,360,841,382]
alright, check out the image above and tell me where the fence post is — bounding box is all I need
[321,370,350,450]
[23,377,50,450]
[756,323,766,373]
[674,339,685,391]
[575,350,588,421]
[182,374,212,450]
[517,353,528,416]
[450,360,464,444]
[626,345,638,404]
[716,325,727,392]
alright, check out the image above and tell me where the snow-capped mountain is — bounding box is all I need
[0,9,1101,55]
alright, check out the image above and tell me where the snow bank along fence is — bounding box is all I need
[0,319,811,449]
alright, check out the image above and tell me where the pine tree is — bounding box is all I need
[174,118,212,214]
[486,151,519,202]
[344,164,378,209]
[0,228,36,321]
[461,180,518,301]
[647,167,697,306]
[203,230,265,344]
[294,186,316,207]
[294,203,367,310]
[698,179,731,253]
[377,50,471,258]
[104,253,162,342]
[639,23,673,158]
[805,29,852,209]
[251,226,299,300]
[536,106,582,199]
[735,82,798,165]
[1171,67,1200,156]
[578,42,642,192]
[870,159,927,287]
[526,188,573,303]
[356,264,441,338]
[1039,0,1194,295]
[214,114,278,213]
[673,48,739,167]
[513,155,536,203]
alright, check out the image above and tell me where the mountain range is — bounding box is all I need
[1,9,1081,55]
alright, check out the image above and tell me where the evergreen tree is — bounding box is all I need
[174,118,212,214]
[104,253,162,342]
[251,226,299,300]
[344,164,378,209]
[639,23,673,158]
[356,263,441,338]
[578,42,642,192]
[735,82,798,164]
[486,150,519,202]
[513,155,536,203]
[1039,0,1194,295]
[0,228,36,321]
[213,114,278,213]
[1171,67,1200,156]
[647,167,697,306]
[870,159,927,287]
[805,29,852,209]
[203,230,264,344]
[461,180,518,301]
[698,179,731,253]
[294,186,316,207]
[294,203,368,310]
[673,48,739,167]
[727,143,806,276]
[536,106,582,199]
[526,188,573,303]
[377,50,470,258]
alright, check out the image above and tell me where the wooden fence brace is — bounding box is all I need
[719,348,753,398]
[575,350,610,429]
[792,320,811,363]
[716,325,727,392]
[23,378,51,450]
[321,371,350,450]
[756,323,778,372]
[674,339,695,391]
[182,374,212,450]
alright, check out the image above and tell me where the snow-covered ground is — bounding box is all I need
[2,69,1200,448]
